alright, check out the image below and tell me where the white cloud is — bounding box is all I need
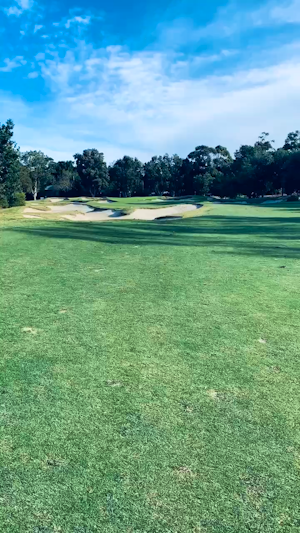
[0,56,26,72]
[3,40,298,162]
[160,0,300,45]
[4,0,34,16]
[269,0,300,23]
[65,15,91,29]
[28,71,39,78]
[6,6,23,16]
[34,24,43,33]
[52,12,93,31]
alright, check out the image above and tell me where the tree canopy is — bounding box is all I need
[1,119,300,206]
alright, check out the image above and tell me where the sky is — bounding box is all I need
[1,0,300,162]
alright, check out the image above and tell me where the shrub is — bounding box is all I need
[287,194,299,202]
[0,197,9,209]
[11,192,26,206]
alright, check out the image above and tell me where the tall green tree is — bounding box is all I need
[74,149,108,197]
[21,151,54,200]
[232,134,275,197]
[51,161,79,195]
[143,155,173,195]
[109,156,144,197]
[169,154,184,196]
[283,131,300,152]
[0,119,21,207]
[187,145,216,176]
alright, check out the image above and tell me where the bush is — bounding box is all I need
[0,197,9,209]
[11,192,26,206]
[287,194,299,202]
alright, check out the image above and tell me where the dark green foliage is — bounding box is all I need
[74,149,108,196]
[283,130,300,151]
[108,156,144,196]
[2,117,300,206]
[0,119,21,206]
[51,160,80,196]
[287,193,299,201]
[11,192,26,206]
[0,197,9,208]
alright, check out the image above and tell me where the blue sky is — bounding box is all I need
[1,0,300,162]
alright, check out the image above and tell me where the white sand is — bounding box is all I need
[124,204,200,220]
[65,204,200,222]
[48,203,94,213]
[63,210,116,221]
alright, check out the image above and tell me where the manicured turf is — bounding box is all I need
[1,202,300,532]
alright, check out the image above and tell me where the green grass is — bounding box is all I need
[1,202,300,532]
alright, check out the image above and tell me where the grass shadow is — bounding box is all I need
[6,213,300,259]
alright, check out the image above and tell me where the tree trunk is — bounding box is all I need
[33,179,37,201]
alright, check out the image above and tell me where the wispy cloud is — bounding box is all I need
[52,10,94,32]
[34,24,43,33]
[269,0,300,23]
[0,56,27,72]
[65,15,91,29]
[1,0,300,161]
[158,0,300,46]
[4,0,34,16]
[9,39,299,161]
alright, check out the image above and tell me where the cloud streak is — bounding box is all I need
[4,0,34,16]
[1,0,300,161]
[0,56,27,72]
[2,37,298,161]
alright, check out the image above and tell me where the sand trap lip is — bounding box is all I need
[23,214,42,219]
[48,202,94,213]
[65,204,201,222]
[48,198,63,203]
[123,204,201,220]
[63,209,117,221]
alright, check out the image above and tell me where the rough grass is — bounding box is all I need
[0,202,300,532]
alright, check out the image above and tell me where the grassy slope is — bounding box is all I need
[0,203,300,532]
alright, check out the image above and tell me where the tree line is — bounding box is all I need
[1,119,300,207]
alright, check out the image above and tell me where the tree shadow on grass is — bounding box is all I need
[7,214,300,259]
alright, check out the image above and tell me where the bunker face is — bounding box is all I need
[23,201,202,221]
[123,204,201,221]
[48,203,94,213]
[64,204,201,222]
[63,209,118,221]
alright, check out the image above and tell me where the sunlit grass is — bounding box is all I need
[0,202,300,531]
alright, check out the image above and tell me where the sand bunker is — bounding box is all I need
[63,209,117,221]
[23,201,201,222]
[48,198,63,203]
[65,204,201,222]
[124,204,201,220]
[48,202,94,213]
